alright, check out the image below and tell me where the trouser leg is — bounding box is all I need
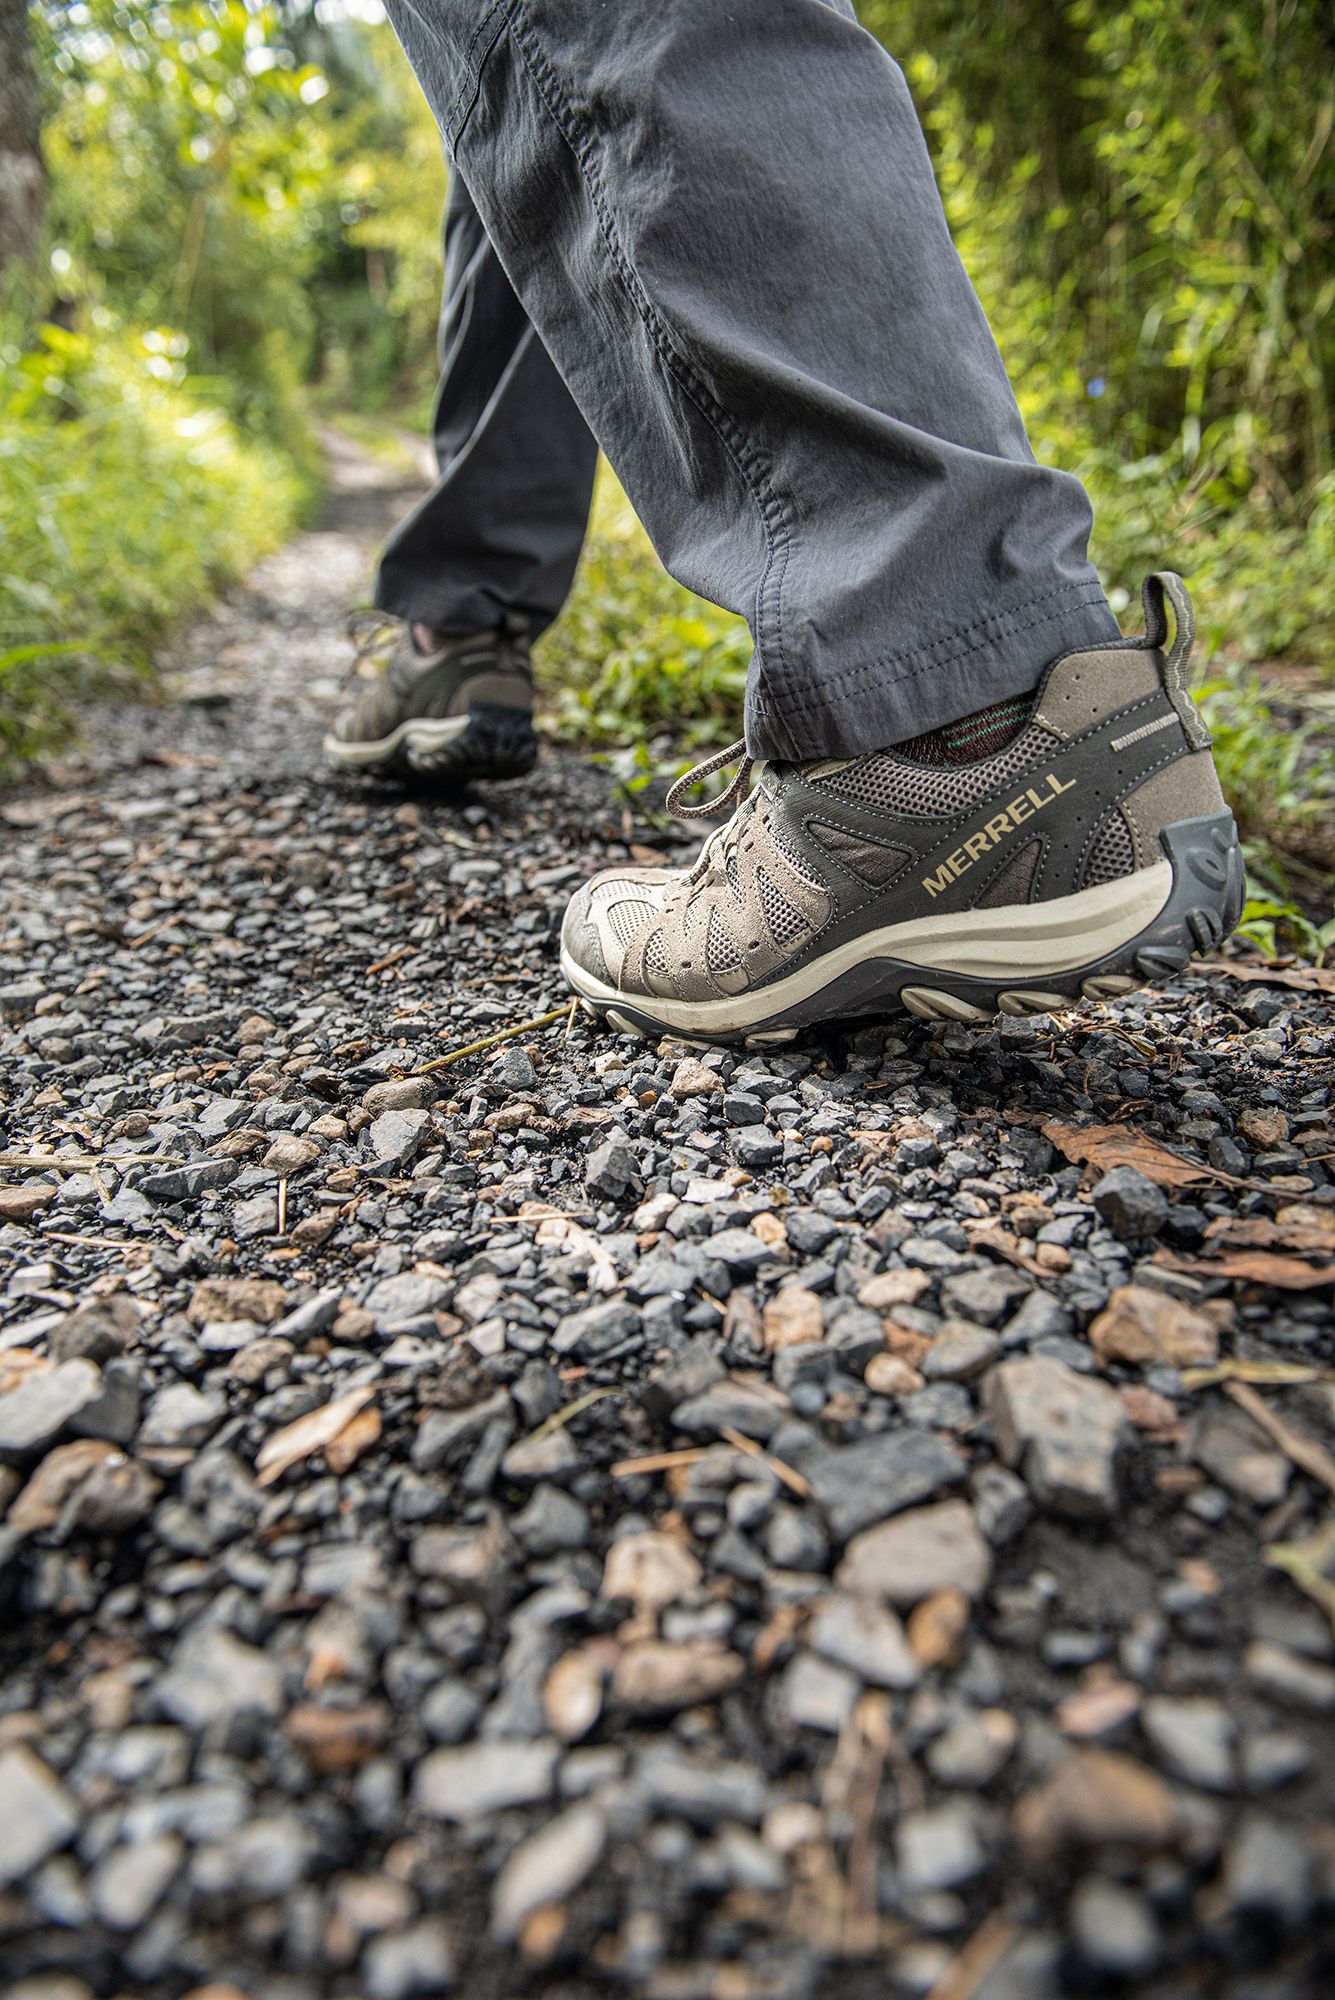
[381,0,1120,761]
[373,167,599,638]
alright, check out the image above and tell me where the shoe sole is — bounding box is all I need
[323,705,538,782]
[562,810,1246,1047]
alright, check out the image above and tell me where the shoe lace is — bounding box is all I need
[665,738,757,822]
[341,609,405,692]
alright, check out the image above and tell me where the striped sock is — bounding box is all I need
[899,691,1035,767]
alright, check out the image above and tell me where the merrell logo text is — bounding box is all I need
[921,771,1076,898]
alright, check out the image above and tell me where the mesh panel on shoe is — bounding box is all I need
[706,908,741,974]
[643,931,670,979]
[806,819,911,885]
[758,869,809,948]
[814,722,1055,819]
[972,840,1041,909]
[606,897,657,947]
[1083,809,1135,888]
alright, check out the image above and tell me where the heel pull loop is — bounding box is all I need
[1141,571,1211,751]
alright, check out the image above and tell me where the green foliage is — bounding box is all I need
[0,317,301,774]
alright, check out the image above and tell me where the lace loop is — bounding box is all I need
[665,739,753,822]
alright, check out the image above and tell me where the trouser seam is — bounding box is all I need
[749,579,1110,723]
[488,0,795,687]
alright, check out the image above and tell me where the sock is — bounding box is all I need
[898,690,1035,767]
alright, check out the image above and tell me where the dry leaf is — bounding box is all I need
[524,1202,619,1293]
[1041,1121,1218,1189]
[1195,957,1335,996]
[255,1384,377,1488]
[1155,1248,1335,1291]
[324,1404,381,1475]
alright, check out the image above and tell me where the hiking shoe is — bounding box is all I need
[324,614,538,780]
[561,572,1245,1045]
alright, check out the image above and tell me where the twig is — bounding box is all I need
[366,945,413,976]
[521,1385,622,1447]
[719,1425,812,1498]
[1225,1380,1335,1496]
[925,1913,1020,2000]
[277,1179,288,1237]
[613,1446,712,1478]
[564,994,579,1042]
[410,1006,568,1075]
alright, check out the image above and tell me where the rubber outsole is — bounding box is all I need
[562,810,1246,1048]
[325,704,538,784]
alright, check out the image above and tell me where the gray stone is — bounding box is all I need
[808,1593,920,1690]
[1190,1406,1291,1506]
[137,1157,238,1201]
[970,1463,1032,1546]
[0,1358,103,1462]
[0,1747,77,1885]
[364,1271,452,1328]
[985,1355,1126,1517]
[926,1708,1016,1787]
[139,1381,225,1450]
[156,1625,283,1732]
[491,1803,607,1942]
[922,1319,1001,1381]
[836,1499,991,1607]
[1069,1876,1161,1976]
[896,1801,986,1892]
[637,1746,769,1826]
[413,1392,512,1473]
[1223,1813,1314,1928]
[707,1227,779,1275]
[1244,1640,1335,1713]
[511,1483,590,1555]
[552,1298,642,1358]
[368,1109,430,1172]
[363,1078,433,1114]
[414,1738,559,1821]
[939,1265,1031,1325]
[779,1651,859,1733]
[69,1357,141,1446]
[89,1832,182,1930]
[1141,1695,1235,1791]
[673,1379,786,1442]
[733,1126,783,1169]
[1091,1166,1169,1241]
[584,1136,642,1200]
[805,1429,967,1543]
[364,1918,456,1999]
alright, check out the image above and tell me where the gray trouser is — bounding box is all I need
[378,0,1120,762]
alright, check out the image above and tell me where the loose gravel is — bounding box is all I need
[2,437,1335,2000]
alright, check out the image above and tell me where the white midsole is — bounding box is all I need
[322,715,472,767]
[562,861,1174,1031]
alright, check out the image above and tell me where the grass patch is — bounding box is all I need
[0,322,310,777]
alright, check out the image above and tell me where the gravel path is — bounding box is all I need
[3,436,1335,2000]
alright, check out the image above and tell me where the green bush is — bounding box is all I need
[0,318,302,774]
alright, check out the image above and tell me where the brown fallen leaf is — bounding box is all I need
[1041,1121,1218,1189]
[1154,1248,1335,1291]
[1195,956,1335,995]
[255,1384,377,1488]
[324,1403,381,1475]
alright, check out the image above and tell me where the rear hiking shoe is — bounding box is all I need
[560,572,1245,1046]
[324,613,538,780]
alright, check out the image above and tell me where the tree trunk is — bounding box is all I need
[0,0,45,274]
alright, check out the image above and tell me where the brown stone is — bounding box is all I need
[1055,1679,1143,1740]
[669,1058,723,1100]
[1014,1748,1179,1861]
[262,1135,321,1176]
[907,1588,971,1669]
[763,1285,824,1351]
[864,1353,925,1397]
[836,1500,991,1608]
[0,1184,56,1224]
[602,1530,701,1613]
[187,1277,288,1327]
[611,1641,745,1714]
[1088,1285,1219,1368]
[857,1269,932,1312]
[286,1702,390,1773]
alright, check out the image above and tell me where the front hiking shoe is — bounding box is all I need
[324,613,538,781]
[561,572,1245,1046]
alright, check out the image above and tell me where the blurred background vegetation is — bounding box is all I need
[1,0,1331,936]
